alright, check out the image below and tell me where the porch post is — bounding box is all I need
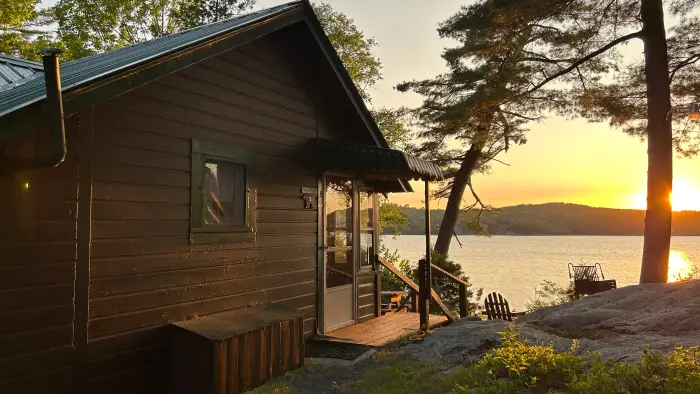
[420,180,432,330]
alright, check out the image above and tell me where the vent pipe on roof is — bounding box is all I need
[0,48,67,170]
[39,47,67,167]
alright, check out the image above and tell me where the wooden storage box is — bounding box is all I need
[171,303,305,394]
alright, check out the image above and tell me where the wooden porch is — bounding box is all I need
[316,310,449,347]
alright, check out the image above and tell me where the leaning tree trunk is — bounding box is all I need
[639,0,673,284]
[433,145,482,255]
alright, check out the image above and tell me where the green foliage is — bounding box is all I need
[371,107,413,151]
[53,0,255,59]
[312,2,381,102]
[173,0,255,29]
[525,280,581,313]
[0,0,59,60]
[454,329,585,393]
[431,252,483,316]
[453,328,700,394]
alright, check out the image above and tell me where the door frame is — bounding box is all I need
[319,174,358,334]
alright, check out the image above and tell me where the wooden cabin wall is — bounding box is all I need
[84,40,320,393]
[0,119,80,394]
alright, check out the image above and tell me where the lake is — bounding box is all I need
[382,235,700,311]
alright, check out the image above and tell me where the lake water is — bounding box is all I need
[382,235,700,311]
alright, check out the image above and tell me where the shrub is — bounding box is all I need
[452,328,700,394]
[525,280,581,313]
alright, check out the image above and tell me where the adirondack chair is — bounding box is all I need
[568,263,617,296]
[484,292,515,321]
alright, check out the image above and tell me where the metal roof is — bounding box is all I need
[312,138,444,182]
[0,54,43,93]
[0,1,301,117]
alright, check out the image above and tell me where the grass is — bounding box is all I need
[341,352,456,394]
[247,361,326,394]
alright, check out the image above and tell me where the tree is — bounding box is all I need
[398,0,580,254]
[0,0,59,60]
[526,0,700,283]
[312,2,381,103]
[53,0,255,59]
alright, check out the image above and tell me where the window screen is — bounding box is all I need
[203,160,246,226]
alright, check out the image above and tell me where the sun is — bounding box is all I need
[630,178,700,211]
[668,250,697,282]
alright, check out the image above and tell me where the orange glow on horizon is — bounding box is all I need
[630,178,700,211]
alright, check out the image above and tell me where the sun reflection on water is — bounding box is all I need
[668,250,697,282]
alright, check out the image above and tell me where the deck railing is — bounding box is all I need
[377,257,460,325]
[429,263,470,318]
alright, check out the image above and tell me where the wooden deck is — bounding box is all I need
[316,311,449,347]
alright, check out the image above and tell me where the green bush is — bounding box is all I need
[525,280,581,313]
[452,329,700,394]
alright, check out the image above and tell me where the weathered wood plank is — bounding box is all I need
[91,244,317,277]
[92,142,190,172]
[92,219,190,239]
[89,275,316,321]
[0,261,75,289]
[92,201,189,221]
[90,257,316,296]
[93,161,190,188]
[159,72,316,128]
[92,182,190,204]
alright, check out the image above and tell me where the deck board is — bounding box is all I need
[318,311,449,347]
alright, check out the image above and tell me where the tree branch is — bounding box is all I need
[526,30,642,94]
[669,53,700,82]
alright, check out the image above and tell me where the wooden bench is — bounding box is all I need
[381,290,406,314]
[170,303,304,394]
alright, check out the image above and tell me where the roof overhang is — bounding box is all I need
[311,138,443,192]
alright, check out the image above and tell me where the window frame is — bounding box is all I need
[358,187,377,272]
[190,139,256,244]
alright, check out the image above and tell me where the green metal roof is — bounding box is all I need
[0,2,301,117]
[313,138,443,182]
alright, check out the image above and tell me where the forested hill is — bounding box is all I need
[390,203,700,236]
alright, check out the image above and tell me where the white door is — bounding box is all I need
[323,176,356,332]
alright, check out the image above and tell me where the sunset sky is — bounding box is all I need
[260,0,700,210]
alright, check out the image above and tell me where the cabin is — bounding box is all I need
[0,1,447,393]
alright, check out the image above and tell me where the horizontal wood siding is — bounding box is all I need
[86,39,319,393]
[0,119,79,393]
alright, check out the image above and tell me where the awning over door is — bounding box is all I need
[312,138,443,186]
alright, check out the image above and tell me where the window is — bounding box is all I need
[191,139,256,243]
[359,189,375,268]
[203,161,246,226]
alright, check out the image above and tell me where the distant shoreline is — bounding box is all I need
[392,202,700,236]
[384,233,700,237]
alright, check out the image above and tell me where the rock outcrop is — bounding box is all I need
[402,280,700,363]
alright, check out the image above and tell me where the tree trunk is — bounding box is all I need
[433,145,482,255]
[639,0,673,284]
